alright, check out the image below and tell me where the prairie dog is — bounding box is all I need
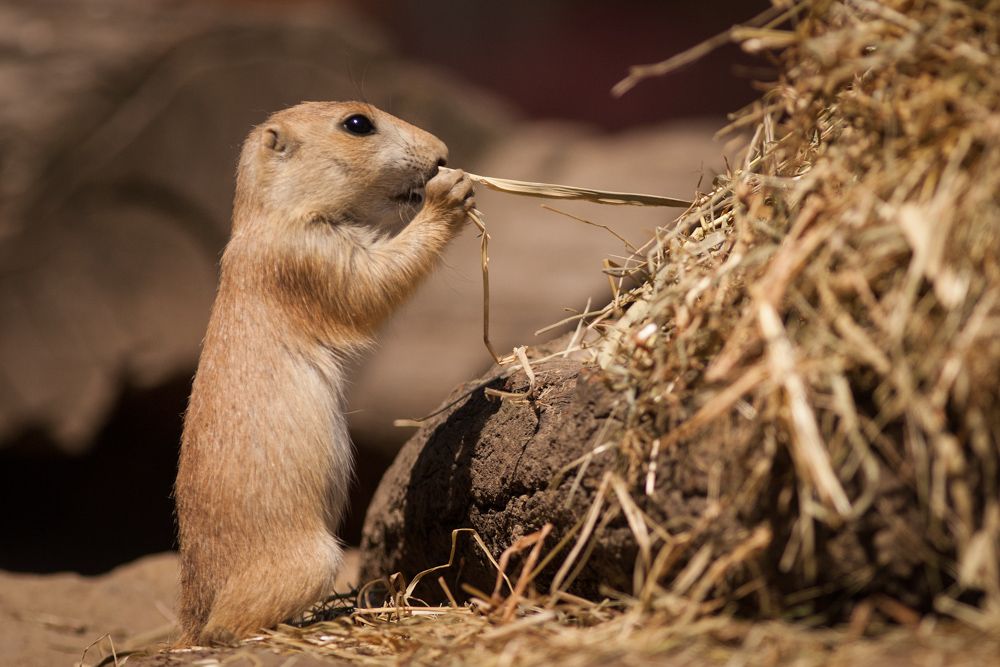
[174,101,474,646]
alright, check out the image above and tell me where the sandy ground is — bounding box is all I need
[0,550,360,667]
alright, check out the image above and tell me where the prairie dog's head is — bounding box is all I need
[234,101,449,234]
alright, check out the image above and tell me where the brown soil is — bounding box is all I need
[0,553,177,667]
[0,550,360,667]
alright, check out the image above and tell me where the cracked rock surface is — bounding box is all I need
[359,351,637,600]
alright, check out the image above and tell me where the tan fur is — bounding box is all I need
[174,101,473,646]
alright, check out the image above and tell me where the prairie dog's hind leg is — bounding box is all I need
[198,538,343,645]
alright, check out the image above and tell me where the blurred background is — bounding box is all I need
[0,0,768,575]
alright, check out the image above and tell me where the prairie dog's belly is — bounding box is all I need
[234,346,351,516]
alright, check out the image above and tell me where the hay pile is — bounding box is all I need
[232,0,1000,663]
[601,0,1000,625]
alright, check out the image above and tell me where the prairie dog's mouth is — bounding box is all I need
[393,185,425,207]
[392,166,439,208]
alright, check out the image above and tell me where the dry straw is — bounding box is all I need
[132,1,1000,664]
[597,0,1000,634]
[439,169,692,365]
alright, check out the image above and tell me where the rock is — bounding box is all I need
[359,347,638,601]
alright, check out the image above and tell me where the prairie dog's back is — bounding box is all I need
[175,101,474,646]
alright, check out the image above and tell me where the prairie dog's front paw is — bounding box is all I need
[425,167,475,225]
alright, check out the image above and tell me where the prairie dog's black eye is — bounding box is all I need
[343,114,375,135]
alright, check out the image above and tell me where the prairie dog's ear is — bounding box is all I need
[263,124,295,155]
